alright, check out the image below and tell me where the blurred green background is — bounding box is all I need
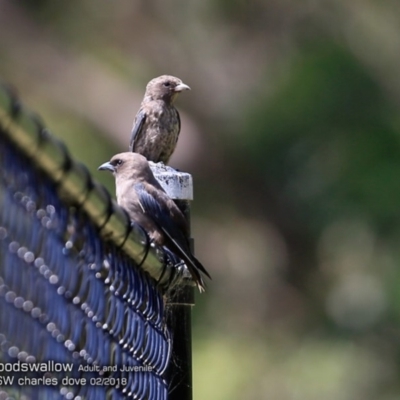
[2,0,400,398]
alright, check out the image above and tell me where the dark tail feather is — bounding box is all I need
[159,225,208,292]
[136,183,211,291]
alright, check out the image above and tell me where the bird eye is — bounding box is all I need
[163,82,171,87]
[117,160,123,165]
[112,159,123,166]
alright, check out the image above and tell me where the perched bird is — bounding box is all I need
[129,75,190,164]
[98,152,210,292]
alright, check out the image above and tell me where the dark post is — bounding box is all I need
[151,164,195,400]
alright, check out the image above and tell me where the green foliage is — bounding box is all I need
[242,41,400,234]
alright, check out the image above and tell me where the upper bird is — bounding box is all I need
[98,152,210,292]
[129,75,191,164]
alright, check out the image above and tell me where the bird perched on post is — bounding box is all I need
[98,152,210,292]
[129,75,191,164]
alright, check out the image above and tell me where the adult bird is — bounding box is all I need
[98,152,210,292]
[129,75,190,164]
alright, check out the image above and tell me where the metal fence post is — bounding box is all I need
[152,164,195,400]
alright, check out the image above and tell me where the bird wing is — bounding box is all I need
[129,109,147,152]
[134,183,211,290]
[148,184,189,236]
[177,109,181,134]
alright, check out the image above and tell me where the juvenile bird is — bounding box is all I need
[98,152,210,292]
[129,75,190,164]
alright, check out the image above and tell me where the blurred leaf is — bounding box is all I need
[242,41,400,234]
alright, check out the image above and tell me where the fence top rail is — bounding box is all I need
[0,84,177,286]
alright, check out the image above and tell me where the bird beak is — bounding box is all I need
[174,83,191,92]
[98,161,115,173]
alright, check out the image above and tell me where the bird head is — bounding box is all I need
[98,152,155,182]
[144,75,190,104]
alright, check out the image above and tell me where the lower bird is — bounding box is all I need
[98,152,210,292]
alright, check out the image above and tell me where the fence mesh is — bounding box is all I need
[0,87,172,400]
